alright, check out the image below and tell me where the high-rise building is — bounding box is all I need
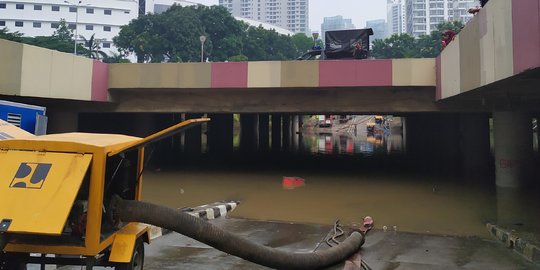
[320,15,355,41]
[366,19,387,42]
[218,0,309,35]
[405,0,479,37]
[387,0,407,36]
[0,0,139,55]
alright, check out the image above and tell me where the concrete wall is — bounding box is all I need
[109,59,436,90]
[0,39,23,95]
[438,0,540,100]
[108,63,212,89]
[0,38,108,101]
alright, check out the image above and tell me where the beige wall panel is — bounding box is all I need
[491,0,514,81]
[65,54,92,100]
[161,64,180,88]
[480,33,495,85]
[440,36,461,99]
[392,59,436,86]
[109,64,143,88]
[178,63,211,88]
[459,16,481,93]
[280,61,318,87]
[137,64,170,88]
[248,61,282,87]
[48,52,92,100]
[0,39,23,95]
[20,45,53,97]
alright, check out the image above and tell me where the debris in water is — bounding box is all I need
[282,176,305,189]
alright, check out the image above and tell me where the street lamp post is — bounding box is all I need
[199,35,206,62]
[312,32,319,47]
[65,0,82,55]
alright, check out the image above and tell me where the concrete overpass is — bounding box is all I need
[0,0,539,188]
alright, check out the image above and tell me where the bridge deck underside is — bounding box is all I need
[109,86,444,114]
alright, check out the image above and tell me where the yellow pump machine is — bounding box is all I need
[0,118,209,269]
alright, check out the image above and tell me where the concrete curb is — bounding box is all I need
[487,223,540,266]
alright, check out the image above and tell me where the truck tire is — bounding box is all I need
[116,239,144,270]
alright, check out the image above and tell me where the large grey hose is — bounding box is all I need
[111,196,365,270]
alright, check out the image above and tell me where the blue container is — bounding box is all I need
[0,100,47,135]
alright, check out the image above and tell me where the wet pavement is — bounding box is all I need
[143,218,538,270]
[27,217,538,270]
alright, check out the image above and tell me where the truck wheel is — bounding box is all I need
[116,239,144,270]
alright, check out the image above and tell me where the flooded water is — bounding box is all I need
[140,115,540,239]
[143,170,498,237]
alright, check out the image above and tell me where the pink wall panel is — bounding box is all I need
[319,60,392,87]
[211,62,248,88]
[512,0,540,74]
[91,61,109,101]
[436,56,442,100]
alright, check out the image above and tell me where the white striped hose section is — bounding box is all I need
[146,201,240,240]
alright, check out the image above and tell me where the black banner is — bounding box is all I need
[324,28,373,59]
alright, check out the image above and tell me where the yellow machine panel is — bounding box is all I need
[0,119,34,140]
[0,150,92,235]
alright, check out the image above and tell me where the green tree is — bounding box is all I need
[102,51,131,63]
[199,5,244,61]
[291,33,315,56]
[52,19,74,42]
[371,33,417,59]
[371,20,465,59]
[114,5,222,63]
[80,34,107,59]
[241,25,297,61]
[417,20,464,57]
[0,27,23,42]
[14,20,75,54]
[228,54,248,62]
[114,5,302,63]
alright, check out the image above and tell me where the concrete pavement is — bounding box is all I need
[143,218,538,270]
[28,218,537,270]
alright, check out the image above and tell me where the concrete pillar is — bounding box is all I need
[298,115,304,152]
[292,115,301,152]
[46,111,79,133]
[495,186,538,227]
[208,113,233,154]
[460,113,491,181]
[271,114,282,151]
[282,114,291,151]
[184,113,203,155]
[240,114,258,152]
[258,114,270,152]
[493,112,534,188]
[534,116,539,153]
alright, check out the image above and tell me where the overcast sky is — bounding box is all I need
[192,0,387,33]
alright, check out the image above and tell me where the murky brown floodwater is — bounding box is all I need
[142,170,500,238]
[141,116,540,239]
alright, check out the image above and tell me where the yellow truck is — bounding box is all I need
[0,118,208,269]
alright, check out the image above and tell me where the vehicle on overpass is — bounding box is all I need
[297,28,374,60]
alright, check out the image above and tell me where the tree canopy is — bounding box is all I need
[114,4,310,62]
[371,20,465,59]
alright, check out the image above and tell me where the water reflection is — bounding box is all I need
[301,116,404,156]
